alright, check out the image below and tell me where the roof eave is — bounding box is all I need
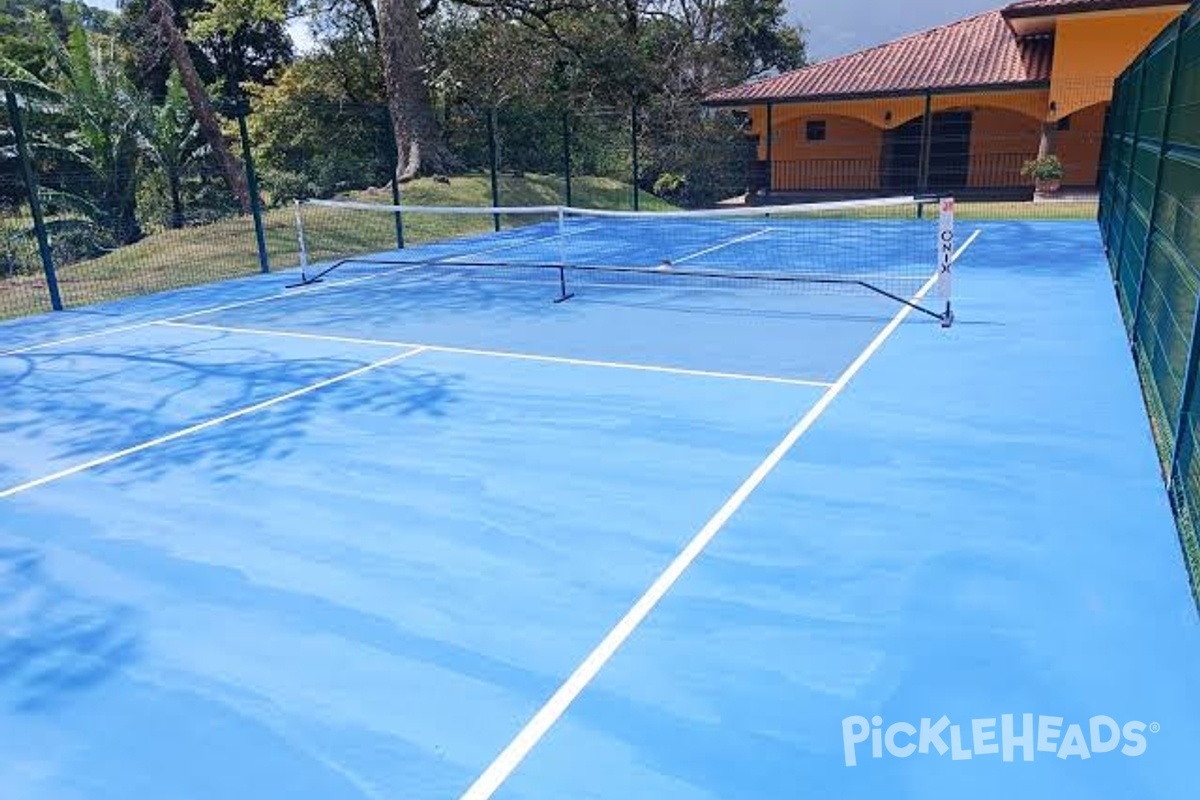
[702,79,1052,108]
[1001,0,1183,21]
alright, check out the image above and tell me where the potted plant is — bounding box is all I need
[1021,154,1065,195]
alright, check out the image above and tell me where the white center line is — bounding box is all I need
[455,259,949,800]
[673,227,773,265]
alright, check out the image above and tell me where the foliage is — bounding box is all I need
[136,67,209,227]
[1021,154,1065,182]
[118,0,293,102]
[246,44,393,200]
[6,25,146,247]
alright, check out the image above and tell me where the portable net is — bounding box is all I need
[292,196,955,324]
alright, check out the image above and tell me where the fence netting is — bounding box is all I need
[2,69,1120,324]
[1100,0,1200,606]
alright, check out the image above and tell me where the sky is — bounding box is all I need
[795,0,1002,61]
[85,0,1007,65]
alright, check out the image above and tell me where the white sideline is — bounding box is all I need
[157,320,834,388]
[455,253,956,800]
[0,264,425,358]
[0,347,426,499]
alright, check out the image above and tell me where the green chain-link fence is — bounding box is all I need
[1100,0,1200,608]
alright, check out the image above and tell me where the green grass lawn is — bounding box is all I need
[954,199,1098,221]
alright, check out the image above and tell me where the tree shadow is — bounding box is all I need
[0,546,140,712]
[1,328,463,488]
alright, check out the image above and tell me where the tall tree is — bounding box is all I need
[146,0,250,211]
[378,0,452,181]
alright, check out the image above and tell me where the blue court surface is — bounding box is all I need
[1,215,1199,800]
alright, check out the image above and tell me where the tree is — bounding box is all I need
[2,25,145,245]
[138,67,206,227]
[378,0,453,181]
[146,0,250,211]
[246,46,393,198]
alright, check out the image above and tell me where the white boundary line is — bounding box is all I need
[455,259,950,800]
[0,347,427,499]
[954,229,983,264]
[0,264,425,358]
[157,320,833,388]
[441,225,603,263]
[673,228,773,265]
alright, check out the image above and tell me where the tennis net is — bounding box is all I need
[291,196,956,324]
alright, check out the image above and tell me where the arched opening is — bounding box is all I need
[957,105,1043,190]
[1052,101,1110,187]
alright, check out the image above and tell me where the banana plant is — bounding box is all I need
[1,24,143,251]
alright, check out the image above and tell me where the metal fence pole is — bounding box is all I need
[1132,18,1186,347]
[384,104,404,248]
[1160,15,1199,489]
[918,91,934,195]
[631,100,641,211]
[1117,63,1151,326]
[765,102,774,198]
[236,108,269,274]
[487,107,501,231]
[562,111,573,207]
[5,89,62,311]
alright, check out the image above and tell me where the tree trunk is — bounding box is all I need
[377,0,451,182]
[168,173,184,229]
[148,0,251,213]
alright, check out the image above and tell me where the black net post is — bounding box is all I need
[562,111,573,207]
[5,89,62,311]
[487,107,501,231]
[235,106,270,274]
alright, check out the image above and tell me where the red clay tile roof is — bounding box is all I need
[706,10,1053,105]
[1002,0,1180,18]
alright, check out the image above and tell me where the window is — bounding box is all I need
[806,120,827,142]
[1056,115,1072,132]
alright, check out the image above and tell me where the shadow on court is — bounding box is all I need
[0,329,463,489]
[0,547,139,712]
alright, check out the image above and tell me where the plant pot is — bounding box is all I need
[1035,178,1062,195]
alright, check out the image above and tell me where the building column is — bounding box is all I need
[1038,121,1056,158]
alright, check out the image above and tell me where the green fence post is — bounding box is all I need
[764,102,774,198]
[918,91,933,195]
[1131,17,1187,348]
[1115,62,1150,322]
[5,89,62,311]
[562,111,573,208]
[630,100,641,211]
[487,107,501,231]
[1161,15,1199,491]
[236,107,269,274]
[385,105,405,249]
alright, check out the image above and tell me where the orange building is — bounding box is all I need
[705,0,1187,197]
